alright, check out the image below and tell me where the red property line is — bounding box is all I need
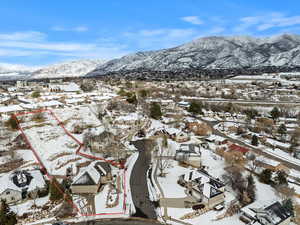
[13,109,128,217]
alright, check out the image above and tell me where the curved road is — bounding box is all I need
[130,140,157,219]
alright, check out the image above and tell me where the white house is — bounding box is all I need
[0,170,47,204]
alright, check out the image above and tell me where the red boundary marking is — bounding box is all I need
[13,109,128,217]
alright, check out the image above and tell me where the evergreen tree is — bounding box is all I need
[278,124,287,138]
[275,170,288,186]
[282,198,294,216]
[246,175,256,202]
[188,101,203,115]
[0,200,17,225]
[270,107,280,121]
[243,108,258,120]
[49,178,64,202]
[259,169,273,184]
[251,135,259,146]
[150,102,162,120]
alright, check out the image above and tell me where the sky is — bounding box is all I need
[0,0,300,66]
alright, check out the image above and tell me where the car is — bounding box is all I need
[52,222,70,225]
[192,204,205,210]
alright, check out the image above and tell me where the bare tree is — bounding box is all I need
[247,153,259,172]
[157,136,172,177]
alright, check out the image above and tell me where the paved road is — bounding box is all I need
[130,140,157,219]
[184,97,300,105]
[73,218,163,225]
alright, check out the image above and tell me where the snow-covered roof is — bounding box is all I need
[0,170,46,194]
[199,183,223,198]
[65,98,85,104]
[205,134,226,142]
[115,113,139,121]
[20,103,38,110]
[0,105,23,113]
[72,161,110,186]
[62,82,80,92]
[37,100,62,107]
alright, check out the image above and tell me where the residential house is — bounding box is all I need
[85,129,116,154]
[228,143,250,155]
[71,161,112,194]
[167,128,190,143]
[240,201,292,225]
[0,170,47,204]
[205,135,228,145]
[0,105,24,116]
[186,121,212,136]
[178,170,225,209]
[175,144,201,167]
[178,101,190,108]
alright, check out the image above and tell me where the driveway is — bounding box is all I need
[130,140,157,219]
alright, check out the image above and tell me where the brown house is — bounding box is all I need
[71,161,112,194]
[186,122,212,136]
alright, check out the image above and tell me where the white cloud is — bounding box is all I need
[0,31,128,60]
[181,16,203,25]
[235,12,300,32]
[51,26,89,32]
[0,31,45,41]
[208,27,225,34]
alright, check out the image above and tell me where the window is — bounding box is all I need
[6,191,10,195]
[11,197,14,201]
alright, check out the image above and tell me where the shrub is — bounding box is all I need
[126,93,137,104]
[0,200,17,225]
[31,91,40,98]
[259,169,273,184]
[49,178,64,202]
[5,116,18,130]
[138,89,148,98]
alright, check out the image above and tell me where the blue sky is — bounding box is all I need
[1,0,300,66]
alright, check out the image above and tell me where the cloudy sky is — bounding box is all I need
[1,0,300,66]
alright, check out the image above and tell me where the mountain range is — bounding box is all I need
[1,34,300,80]
[0,59,106,80]
[87,34,300,79]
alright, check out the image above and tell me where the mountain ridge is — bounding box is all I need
[87,34,300,78]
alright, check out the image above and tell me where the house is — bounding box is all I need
[186,121,212,136]
[0,105,24,116]
[0,170,47,204]
[71,161,112,194]
[240,201,292,225]
[84,129,116,153]
[205,135,228,145]
[37,100,63,109]
[228,143,249,155]
[175,131,190,143]
[178,101,190,108]
[49,82,80,93]
[175,144,201,167]
[178,170,225,208]
[166,128,190,143]
[65,98,85,106]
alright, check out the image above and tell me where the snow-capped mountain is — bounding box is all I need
[87,34,300,77]
[0,63,37,80]
[31,59,106,79]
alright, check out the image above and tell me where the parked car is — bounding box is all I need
[192,204,205,210]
